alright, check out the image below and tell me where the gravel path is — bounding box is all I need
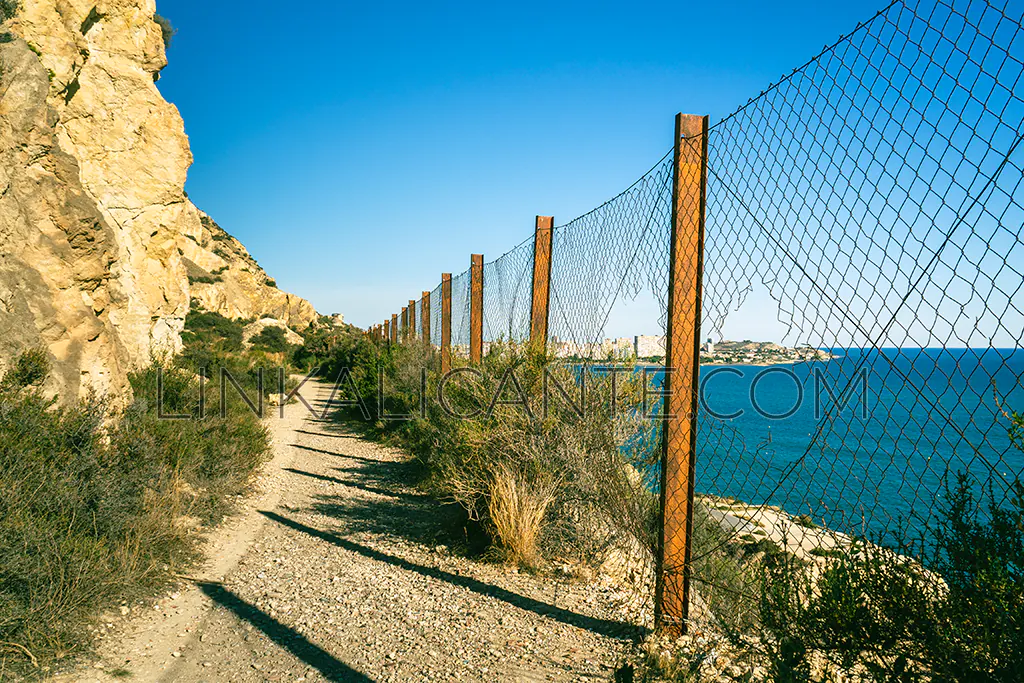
[70,381,637,682]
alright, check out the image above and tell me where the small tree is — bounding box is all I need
[154,13,175,50]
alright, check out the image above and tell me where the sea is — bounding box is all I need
[628,348,1024,547]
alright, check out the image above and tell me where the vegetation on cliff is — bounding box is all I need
[0,0,19,23]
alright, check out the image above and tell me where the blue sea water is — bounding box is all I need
[634,348,1024,546]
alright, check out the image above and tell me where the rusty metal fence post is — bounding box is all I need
[401,306,408,342]
[422,291,431,344]
[403,299,411,342]
[530,216,554,350]
[391,314,398,344]
[655,112,709,635]
[470,254,483,363]
[440,273,452,373]
[384,319,390,344]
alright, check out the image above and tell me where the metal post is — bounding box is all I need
[408,299,416,341]
[470,254,483,363]
[422,290,431,344]
[401,306,408,342]
[440,274,452,373]
[530,216,554,349]
[384,319,391,344]
[655,113,709,635]
[391,314,398,344]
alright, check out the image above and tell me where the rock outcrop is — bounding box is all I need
[180,211,317,330]
[0,0,316,401]
[241,318,304,348]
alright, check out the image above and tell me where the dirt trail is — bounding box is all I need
[67,381,636,682]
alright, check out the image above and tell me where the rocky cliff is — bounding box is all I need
[180,211,317,327]
[0,0,315,401]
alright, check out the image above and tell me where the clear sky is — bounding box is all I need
[154,1,897,338]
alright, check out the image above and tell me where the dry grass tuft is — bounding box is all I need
[488,465,559,568]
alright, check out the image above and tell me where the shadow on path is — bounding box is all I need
[295,429,359,440]
[284,467,423,500]
[260,511,639,640]
[197,582,372,682]
[290,443,379,463]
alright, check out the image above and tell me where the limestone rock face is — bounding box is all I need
[0,35,130,399]
[12,0,191,369]
[180,211,317,331]
[0,1,316,401]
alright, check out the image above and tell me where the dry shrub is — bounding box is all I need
[359,338,662,580]
[488,464,559,567]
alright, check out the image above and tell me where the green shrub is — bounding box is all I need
[291,324,345,370]
[179,306,300,405]
[757,472,1024,682]
[0,0,19,22]
[0,352,270,676]
[181,308,246,353]
[2,347,49,389]
[248,326,294,355]
[187,273,222,285]
[153,13,174,50]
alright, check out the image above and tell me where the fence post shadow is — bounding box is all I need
[197,582,373,682]
[259,510,643,641]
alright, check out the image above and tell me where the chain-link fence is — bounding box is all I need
[371,0,1023,655]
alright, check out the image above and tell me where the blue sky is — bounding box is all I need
[155,1,897,337]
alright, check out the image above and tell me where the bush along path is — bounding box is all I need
[68,380,638,682]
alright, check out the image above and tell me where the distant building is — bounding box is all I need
[702,337,715,354]
[634,335,666,358]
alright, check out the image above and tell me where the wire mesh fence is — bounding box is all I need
[685,0,1024,632]
[481,237,535,346]
[548,153,675,359]
[450,269,472,356]
[372,0,1024,658]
